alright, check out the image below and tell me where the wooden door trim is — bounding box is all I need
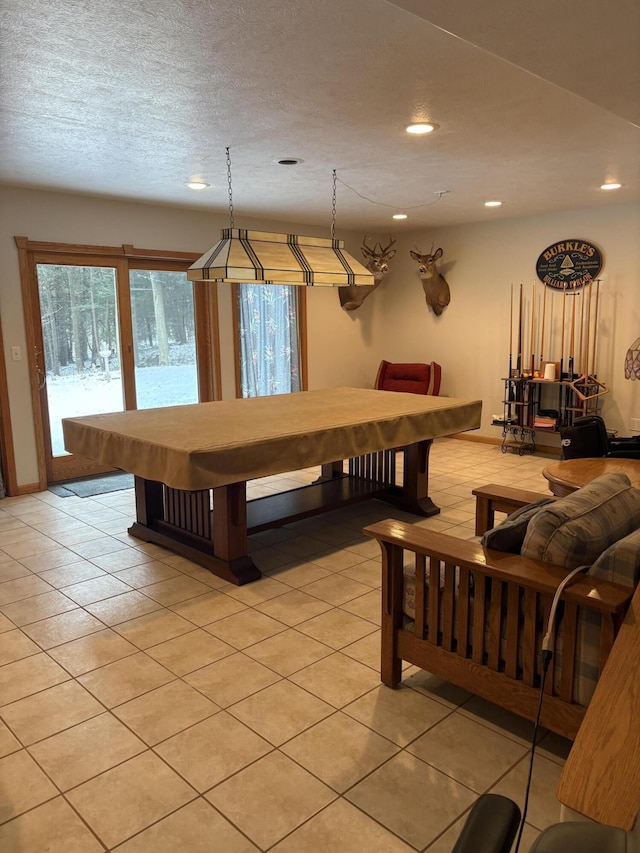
[0,309,18,496]
[194,283,221,401]
[298,287,308,391]
[115,258,136,410]
[122,244,200,263]
[15,238,199,264]
[231,285,242,398]
[15,236,48,490]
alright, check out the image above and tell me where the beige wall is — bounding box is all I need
[1,186,638,488]
[369,203,640,447]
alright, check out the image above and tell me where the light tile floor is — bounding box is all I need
[0,438,569,852]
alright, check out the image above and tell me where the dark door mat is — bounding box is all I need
[49,473,134,498]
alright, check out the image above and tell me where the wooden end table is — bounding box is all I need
[542,458,640,497]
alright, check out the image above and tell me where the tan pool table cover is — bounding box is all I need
[62,387,482,491]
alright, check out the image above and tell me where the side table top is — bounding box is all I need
[543,457,640,496]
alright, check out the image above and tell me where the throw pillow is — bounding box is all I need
[480,497,554,553]
[588,527,640,588]
[521,473,640,568]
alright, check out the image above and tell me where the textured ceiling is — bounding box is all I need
[0,0,638,230]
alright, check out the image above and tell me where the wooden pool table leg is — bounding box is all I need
[211,482,261,584]
[133,476,164,526]
[129,477,260,585]
[394,439,440,517]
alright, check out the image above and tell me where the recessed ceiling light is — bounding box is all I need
[484,200,503,207]
[406,123,438,134]
[275,157,304,165]
[186,180,210,191]
[392,213,408,220]
[600,182,622,190]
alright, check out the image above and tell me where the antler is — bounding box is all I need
[412,243,435,259]
[363,235,397,258]
[379,235,396,255]
[361,235,378,257]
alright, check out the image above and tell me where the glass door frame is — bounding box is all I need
[15,237,220,488]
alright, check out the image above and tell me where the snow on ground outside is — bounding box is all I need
[47,364,198,457]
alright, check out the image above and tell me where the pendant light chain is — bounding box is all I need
[226,146,234,229]
[331,169,337,241]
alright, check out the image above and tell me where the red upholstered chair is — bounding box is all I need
[375,360,442,396]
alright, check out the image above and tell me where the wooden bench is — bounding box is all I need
[472,483,547,536]
[364,514,633,740]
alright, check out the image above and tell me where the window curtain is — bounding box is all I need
[237,284,301,397]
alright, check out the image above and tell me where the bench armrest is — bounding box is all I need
[472,483,552,536]
[363,520,631,615]
[366,519,633,736]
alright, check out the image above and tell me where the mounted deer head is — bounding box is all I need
[410,244,450,316]
[361,236,397,279]
[339,236,396,311]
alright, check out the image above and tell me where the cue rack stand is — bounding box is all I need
[494,280,608,455]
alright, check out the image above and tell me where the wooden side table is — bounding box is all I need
[556,585,640,828]
[542,458,640,497]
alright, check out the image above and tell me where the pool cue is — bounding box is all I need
[591,279,600,378]
[508,284,514,401]
[539,283,547,370]
[509,283,513,374]
[560,283,567,378]
[517,282,523,375]
[578,283,586,375]
[530,280,536,375]
[558,285,567,417]
[569,283,576,379]
[584,279,593,378]
[517,282,524,423]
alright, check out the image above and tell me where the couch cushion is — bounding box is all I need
[587,527,640,588]
[521,473,640,568]
[480,497,554,553]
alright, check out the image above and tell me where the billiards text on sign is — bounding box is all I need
[535,239,602,289]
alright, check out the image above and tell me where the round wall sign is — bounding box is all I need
[535,239,602,289]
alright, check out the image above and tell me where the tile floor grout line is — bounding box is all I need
[0,439,569,850]
[104,794,257,853]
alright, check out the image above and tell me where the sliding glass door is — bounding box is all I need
[129,268,198,409]
[17,239,217,487]
[35,259,129,481]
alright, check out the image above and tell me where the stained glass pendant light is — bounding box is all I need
[624,337,640,380]
[188,150,374,287]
